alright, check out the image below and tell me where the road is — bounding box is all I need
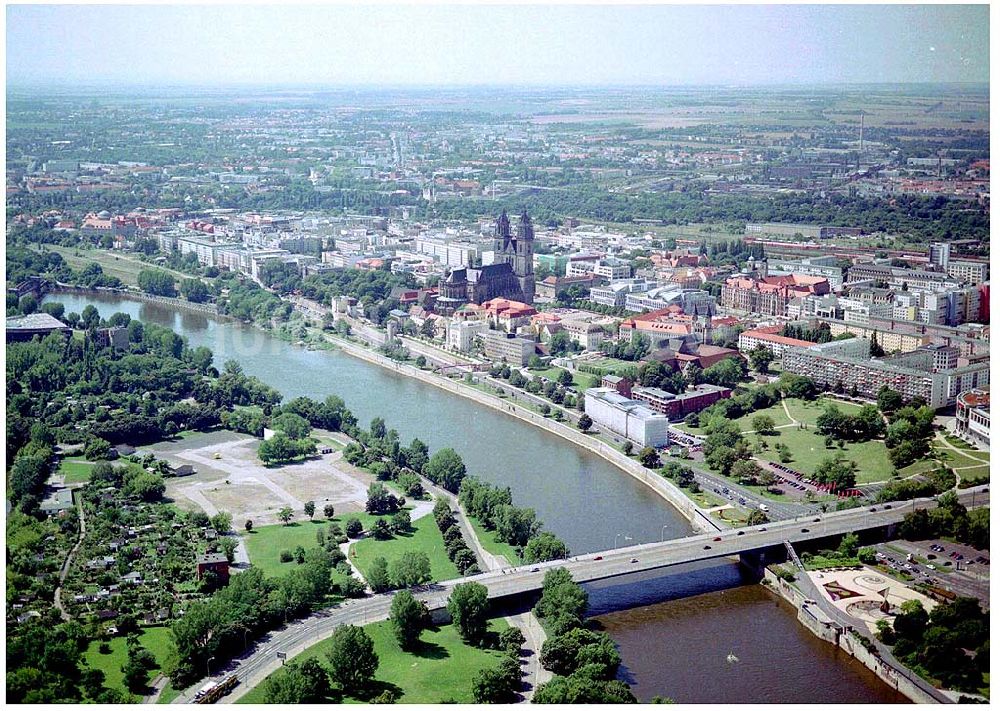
[176,487,987,703]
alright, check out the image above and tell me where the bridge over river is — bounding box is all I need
[176,488,986,704]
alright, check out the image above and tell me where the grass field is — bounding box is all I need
[33,244,192,288]
[351,513,460,584]
[157,682,180,704]
[58,456,98,483]
[527,366,595,393]
[467,516,522,565]
[578,357,638,378]
[236,618,509,704]
[245,516,381,579]
[83,626,176,700]
[680,397,907,484]
[756,428,896,484]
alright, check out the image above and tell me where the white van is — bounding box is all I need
[759,504,769,513]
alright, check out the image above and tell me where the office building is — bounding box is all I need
[584,388,670,447]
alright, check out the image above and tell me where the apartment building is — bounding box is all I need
[781,338,989,410]
[737,325,815,357]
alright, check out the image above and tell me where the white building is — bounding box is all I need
[584,387,670,448]
[446,319,488,353]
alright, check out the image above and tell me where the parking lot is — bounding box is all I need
[874,539,990,609]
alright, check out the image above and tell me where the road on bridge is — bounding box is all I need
[174,487,986,704]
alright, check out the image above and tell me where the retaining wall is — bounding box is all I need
[326,334,718,534]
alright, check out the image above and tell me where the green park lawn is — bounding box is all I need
[236,618,510,704]
[730,402,794,433]
[83,626,176,700]
[578,357,638,378]
[467,516,523,565]
[756,428,896,484]
[58,456,98,484]
[528,366,595,393]
[351,513,460,584]
[245,516,381,578]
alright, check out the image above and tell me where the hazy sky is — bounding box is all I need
[6,4,990,87]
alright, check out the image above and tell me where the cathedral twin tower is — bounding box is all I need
[438,210,535,309]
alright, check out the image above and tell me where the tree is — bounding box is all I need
[638,447,661,469]
[423,448,467,493]
[302,500,315,519]
[210,511,232,534]
[752,414,776,436]
[813,456,858,492]
[869,331,886,358]
[245,519,253,532]
[893,599,929,642]
[524,532,570,563]
[389,551,431,589]
[877,386,904,414]
[390,590,426,651]
[702,357,746,389]
[344,517,363,538]
[389,510,411,534]
[370,519,392,540]
[278,507,294,525]
[838,532,860,558]
[271,412,312,440]
[325,625,379,694]
[447,582,490,646]
[219,536,238,563]
[748,345,775,374]
[84,437,112,461]
[366,482,401,515]
[622,441,633,456]
[577,414,593,432]
[369,556,391,593]
[180,278,210,304]
[746,510,769,527]
[472,664,519,704]
[534,568,588,628]
[263,658,332,703]
[137,269,177,297]
[499,627,526,655]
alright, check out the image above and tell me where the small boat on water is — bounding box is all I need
[726,652,739,663]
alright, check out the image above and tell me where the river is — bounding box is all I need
[47,292,904,703]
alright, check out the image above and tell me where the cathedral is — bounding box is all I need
[437,210,535,310]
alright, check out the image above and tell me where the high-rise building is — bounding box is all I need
[929,242,951,270]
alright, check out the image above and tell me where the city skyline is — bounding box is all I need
[6,4,991,88]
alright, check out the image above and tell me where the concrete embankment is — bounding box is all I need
[762,569,942,704]
[323,333,718,535]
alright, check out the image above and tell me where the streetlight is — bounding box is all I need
[661,525,670,542]
[206,656,215,679]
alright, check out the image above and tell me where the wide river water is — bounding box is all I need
[46,292,905,703]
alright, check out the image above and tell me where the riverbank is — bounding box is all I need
[762,568,940,704]
[317,329,717,535]
[49,285,224,317]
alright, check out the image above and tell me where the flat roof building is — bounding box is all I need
[584,387,670,448]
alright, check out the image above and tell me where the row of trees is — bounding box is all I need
[531,568,637,703]
[432,498,481,577]
[458,477,569,563]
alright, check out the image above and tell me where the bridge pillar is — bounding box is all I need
[738,550,765,579]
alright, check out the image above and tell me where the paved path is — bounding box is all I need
[934,432,989,463]
[142,675,169,704]
[54,491,86,622]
